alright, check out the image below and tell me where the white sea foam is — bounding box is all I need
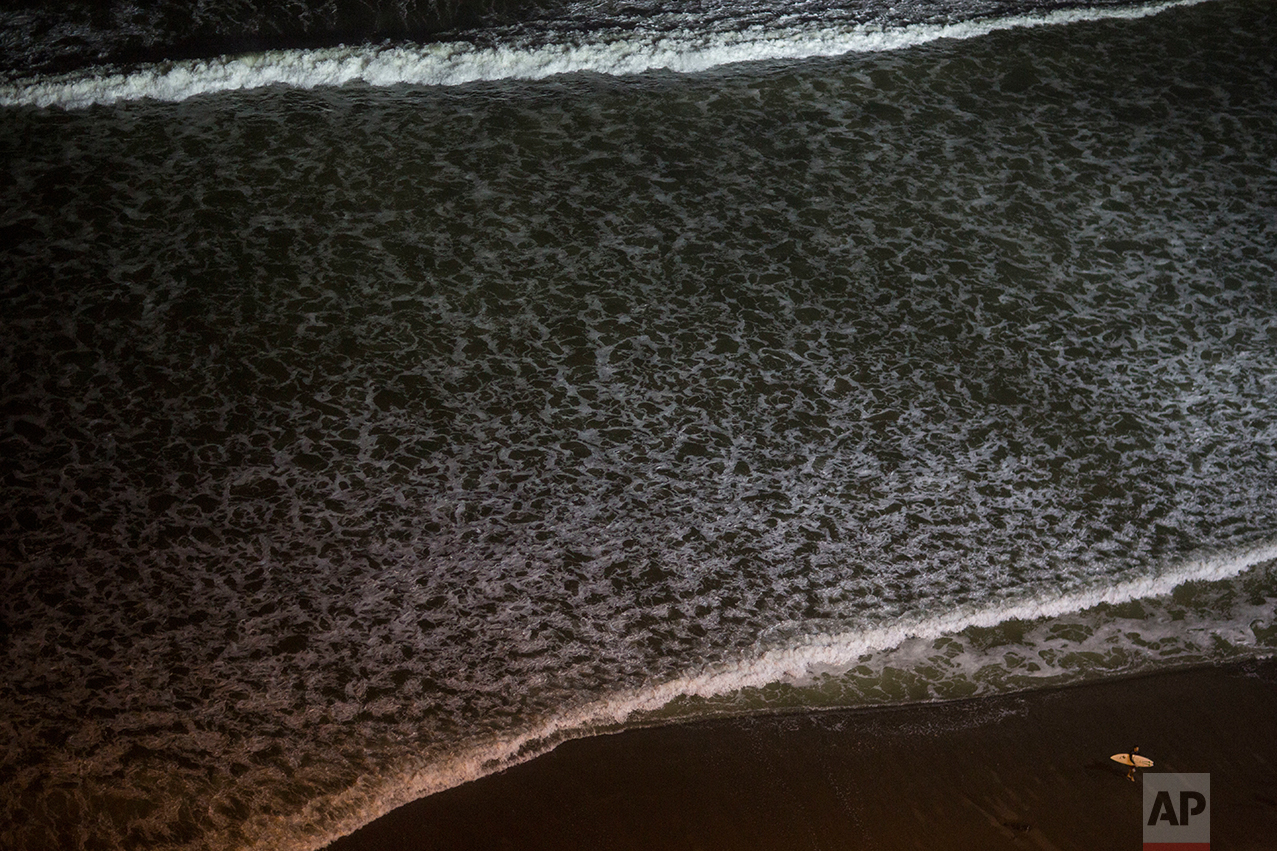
[265,540,1276,851]
[0,0,1204,110]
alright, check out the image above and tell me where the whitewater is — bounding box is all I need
[244,542,1277,851]
[2,0,1204,109]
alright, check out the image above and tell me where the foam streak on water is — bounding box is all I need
[1,0,1202,109]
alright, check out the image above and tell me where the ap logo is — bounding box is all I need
[1144,773,1209,850]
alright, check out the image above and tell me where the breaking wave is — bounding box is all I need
[1,0,1203,109]
[268,542,1276,851]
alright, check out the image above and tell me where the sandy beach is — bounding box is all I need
[326,658,1277,851]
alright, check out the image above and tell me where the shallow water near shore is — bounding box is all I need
[2,0,1276,849]
[328,658,1277,851]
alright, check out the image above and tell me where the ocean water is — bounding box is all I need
[2,0,1276,849]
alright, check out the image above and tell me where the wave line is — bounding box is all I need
[2,0,1205,110]
[248,537,1274,851]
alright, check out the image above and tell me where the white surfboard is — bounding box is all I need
[1110,752,1154,768]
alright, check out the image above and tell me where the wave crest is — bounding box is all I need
[270,541,1275,851]
[1,0,1201,109]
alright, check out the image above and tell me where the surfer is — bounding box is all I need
[1109,747,1152,781]
[1126,747,1140,781]
[1124,747,1148,781]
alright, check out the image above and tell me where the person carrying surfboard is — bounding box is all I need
[1110,746,1153,781]
[1126,746,1141,781]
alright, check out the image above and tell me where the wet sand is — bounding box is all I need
[326,659,1277,851]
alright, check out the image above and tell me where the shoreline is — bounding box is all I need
[326,658,1277,850]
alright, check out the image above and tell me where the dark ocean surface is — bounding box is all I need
[2,0,1275,849]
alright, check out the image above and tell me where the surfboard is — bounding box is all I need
[1110,753,1154,768]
